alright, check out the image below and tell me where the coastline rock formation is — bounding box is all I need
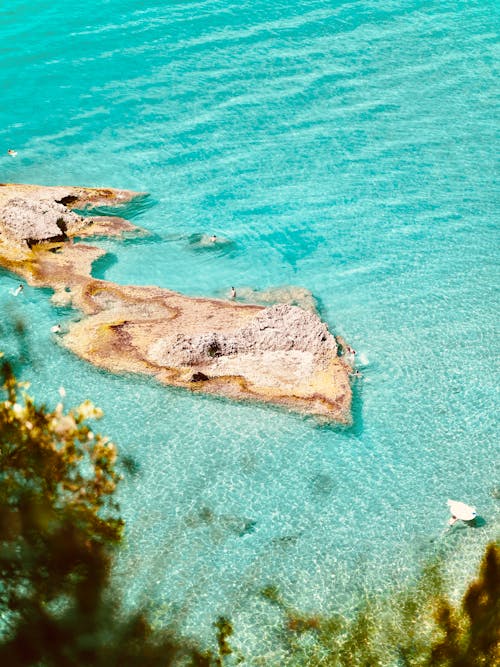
[0,183,352,423]
[0,184,141,245]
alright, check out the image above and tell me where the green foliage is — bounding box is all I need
[0,356,121,620]
[429,542,500,667]
[262,543,499,667]
[214,617,234,664]
[0,354,209,666]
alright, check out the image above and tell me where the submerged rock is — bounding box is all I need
[188,232,234,249]
[231,285,318,313]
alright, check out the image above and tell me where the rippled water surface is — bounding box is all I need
[1,0,498,658]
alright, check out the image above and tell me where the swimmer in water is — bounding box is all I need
[209,234,217,243]
[50,324,62,334]
[230,286,236,299]
[10,284,23,296]
[7,149,17,157]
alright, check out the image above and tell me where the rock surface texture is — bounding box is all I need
[0,183,352,423]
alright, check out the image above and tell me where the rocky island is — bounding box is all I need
[0,183,353,423]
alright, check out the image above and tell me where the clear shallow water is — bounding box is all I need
[1,0,499,658]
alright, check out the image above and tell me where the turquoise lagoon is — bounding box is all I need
[0,0,498,657]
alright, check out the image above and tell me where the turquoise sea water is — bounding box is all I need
[1,0,499,659]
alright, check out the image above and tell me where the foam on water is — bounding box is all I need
[0,0,498,658]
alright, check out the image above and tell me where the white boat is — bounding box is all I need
[447,499,477,525]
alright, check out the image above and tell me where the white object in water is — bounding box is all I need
[10,284,23,296]
[51,324,62,333]
[447,499,477,525]
[358,352,369,366]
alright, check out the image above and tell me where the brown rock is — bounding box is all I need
[0,183,353,423]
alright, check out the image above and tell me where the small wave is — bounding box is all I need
[357,352,369,366]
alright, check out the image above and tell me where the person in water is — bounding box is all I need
[230,286,236,299]
[209,234,217,243]
[7,149,17,157]
[11,284,23,296]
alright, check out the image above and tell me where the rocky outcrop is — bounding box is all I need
[0,184,143,245]
[0,183,353,423]
[0,197,84,244]
[151,304,336,366]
